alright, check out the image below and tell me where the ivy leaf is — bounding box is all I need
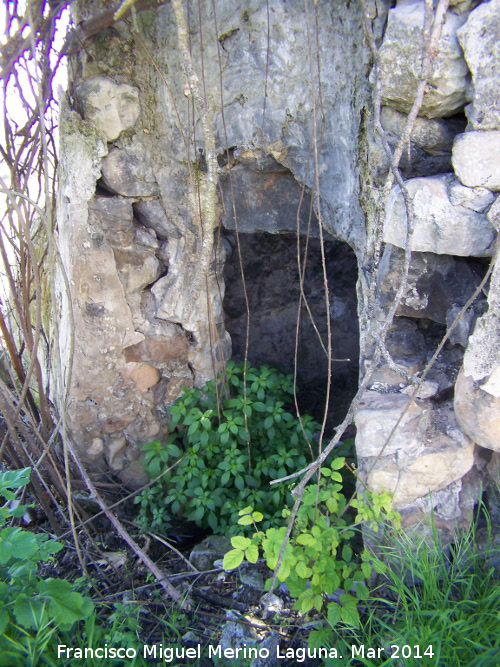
[0,607,9,634]
[342,545,353,562]
[355,583,369,600]
[361,562,372,579]
[277,561,291,581]
[223,549,244,571]
[0,468,30,495]
[13,594,48,630]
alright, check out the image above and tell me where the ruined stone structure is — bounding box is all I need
[56,0,500,539]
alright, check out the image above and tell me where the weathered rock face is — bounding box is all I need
[58,0,370,483]
[358,0,500,536]
[452,131,500,191]
[457,0,500,130]
[56,0,500,538]
[76,76,141,142]
[379,2,469,118]
[384,173,496,256]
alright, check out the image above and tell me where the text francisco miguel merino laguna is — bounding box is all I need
[57,642,395,662]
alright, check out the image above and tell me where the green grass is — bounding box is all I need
[324,508,500,667]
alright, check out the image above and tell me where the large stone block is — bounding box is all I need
[452,131,500,191]
[76,76,141,142]
[378,245,486,324]
[457,0,500,130]
[381,107,466,155]
[384,174,496,256]
[365,405,474,507]
[355,391,431,458]
[454,369,500,452]
[113,247,160,294]
[379,3,469,118]
[134,199,181,240]
[101,144,160,197]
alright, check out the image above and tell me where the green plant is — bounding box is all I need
[135,361,320,535]
[0,468,94,666]
[224,465,399,631]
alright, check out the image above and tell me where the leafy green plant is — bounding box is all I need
[224,464,399,633]
[0,467,94,666]
[135,361,320,535]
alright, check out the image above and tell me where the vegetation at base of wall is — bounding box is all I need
[315,504,500,667]
[0,468,94,666]
[224,470,400,631]
[135,361,321,536]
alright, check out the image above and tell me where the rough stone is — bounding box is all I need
[452,131,500,191]
[377,245,486,323]
[113,247,160,294]
[379,3,469,118]
[461,252,500,384]
[384,174,497,256]
[355,391,431,458]
[457,0,500,130]
[124,363,161,392]
[101,145,160,197]
[88,196,135,247]
[240,565,265,591]
[134,199,181,239]
[385,318,427,371]
[454,369,500,452]
[134,227,159,250]
[381,106,466,155]
[76,76,141,142]
[233,146,289,173]
[260,593,284,613]
[365,406,475,507]
[219,165,322,237]
[107,436,127,470]
[190,535,232,572]
[352,109,461,182]
[446,304,475,347]
[123,329,187,363]
[217,619,279,667]
[448,181,496,212]
[488,196,500,231]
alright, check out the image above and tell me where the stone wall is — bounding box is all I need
[58,0,371,484]
[355,0,500,540]
[57,0,500,537]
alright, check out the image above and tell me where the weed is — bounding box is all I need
[135,361,320,536]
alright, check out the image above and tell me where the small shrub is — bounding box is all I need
[224,467,400,633]
[135,361,320,536]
